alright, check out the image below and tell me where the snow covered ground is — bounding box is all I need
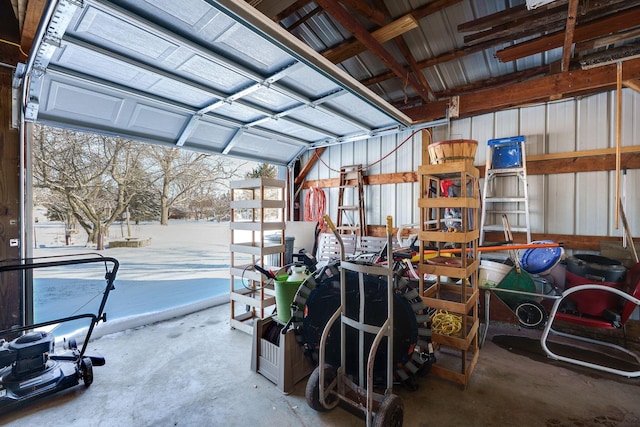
[31,220,238,340]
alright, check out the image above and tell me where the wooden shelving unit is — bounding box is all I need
[229,178,285,334]
[417,160,480,388]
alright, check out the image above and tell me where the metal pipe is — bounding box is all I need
[19,0,60,326]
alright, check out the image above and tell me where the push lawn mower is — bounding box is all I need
[0,254,118,414]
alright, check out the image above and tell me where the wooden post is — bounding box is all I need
[421,129,432,166]
[615,61,622,229]
[0,68,22,330]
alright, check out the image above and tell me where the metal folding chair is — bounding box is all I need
[540,262,640,377]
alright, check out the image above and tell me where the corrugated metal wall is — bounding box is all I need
[302,89,640,244]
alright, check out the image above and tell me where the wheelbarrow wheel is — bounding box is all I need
[305,364,339,412]
[514,300,547,329]
[373,394,403,427]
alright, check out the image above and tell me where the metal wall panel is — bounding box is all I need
[519,104,547,233]
[547,100,577,153]
[577,172,609,235]
[302,90,639,246]
[579,92,610,151]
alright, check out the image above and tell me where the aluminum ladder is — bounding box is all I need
[479,136,531,245]
[336,165,366,235]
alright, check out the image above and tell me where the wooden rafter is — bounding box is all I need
[425,66,549,98]
[561,0,579,73]
[458,0,567,32]
[323,13,419,64]
[21,0,45,54]
[321,0,460,64]
[294,147,326,187]
[361,23,557,88]
[302,147,640,191]
[463,7,567,46]
[316,0,432,103]
[339,0,386,26]
[392,34,435,102]
[624,79,640,93]
[283,6,321,32]
[403,58,640,121]
[273,0,313,23]
[496,6,640,62]
[575,27,640,52]
[376,1,435,101]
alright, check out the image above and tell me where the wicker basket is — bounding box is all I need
[428,139,478,164]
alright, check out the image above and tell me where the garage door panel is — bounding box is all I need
[26,0,414,165]
[44,80,126,125]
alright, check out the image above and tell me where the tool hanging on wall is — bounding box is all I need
[304,187,327,231]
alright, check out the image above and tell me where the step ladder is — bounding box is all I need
[336,165,366,235]
[480,136,531,245]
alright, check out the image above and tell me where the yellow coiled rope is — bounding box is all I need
[431,310,462,336]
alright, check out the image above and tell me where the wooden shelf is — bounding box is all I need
[417,159,480,388]
[229,178,285,333]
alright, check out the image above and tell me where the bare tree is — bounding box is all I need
[146,146,240,225]
[32,126,148,248]
[210,191,231,222]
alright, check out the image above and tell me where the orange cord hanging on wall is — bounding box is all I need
[304,187,327,231]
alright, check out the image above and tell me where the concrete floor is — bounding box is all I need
[1,303,639,427]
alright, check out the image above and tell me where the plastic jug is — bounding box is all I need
[287,265,308,283]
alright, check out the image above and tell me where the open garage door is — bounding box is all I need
[22,0,418,166]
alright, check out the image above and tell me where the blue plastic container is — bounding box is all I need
[520,240,564,275]
[488,135,525,169]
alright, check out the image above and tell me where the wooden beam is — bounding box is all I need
[323,13,419,64]
[561,0,579,73]
[361,23,558,89]
[463,8,567,47]
[0,0,20,64]
[265,0,311,22]
[316,0,432,103]
[527,146,640,162]
[616,62,623,228]
[404,58,640,121]
[410,0,462,21]
[283,6,321,31]
[575,27,640,52]
[321,0,460,64]
[433,66,549,97]
[496,6,640,62]
[302,147,640,190]
[361,0,640,91]
[481,232,637,251]
[339,0,386,26]
[458,1,567,32]
[462,58,640,115]
[294,147,326,187]
[513,152,640,176]
[624,79,640,92]
[374,0,436,101]
[20,0,45,55]
[363,227,638,251]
